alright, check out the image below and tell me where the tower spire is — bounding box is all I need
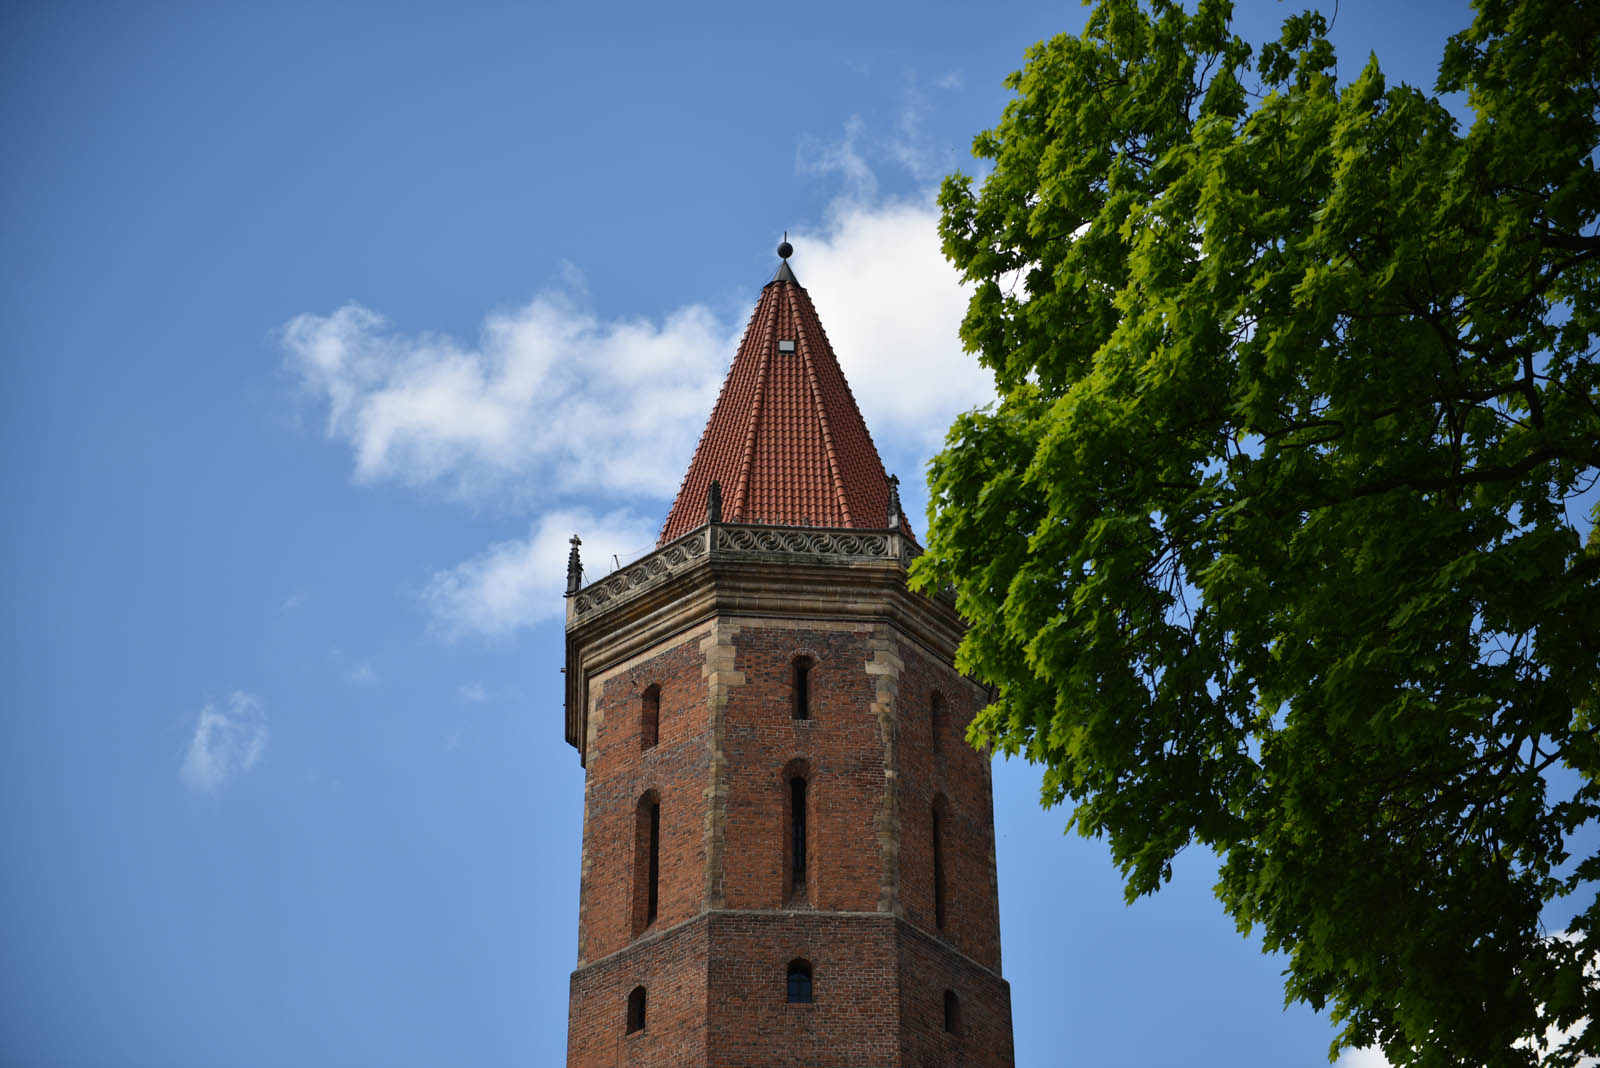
[659,240,911,544]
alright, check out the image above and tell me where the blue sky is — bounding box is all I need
[0,2,1501,1065]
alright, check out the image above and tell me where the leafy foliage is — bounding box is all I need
[917,0,1600,1062]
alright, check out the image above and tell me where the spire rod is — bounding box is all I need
[772,233,797,283]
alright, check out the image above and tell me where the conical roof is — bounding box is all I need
[658,252,912,545]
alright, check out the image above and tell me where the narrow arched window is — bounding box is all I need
[626,985,647,1033]
[786,959,813,1004]
[647,801,660,924]
[641,684,660,750]
[930,691,947,752]
[943,989,961,1034]
[634,794,660,934]
[932,798,948,930]
[792,656,813,720]
[790,776,808,889]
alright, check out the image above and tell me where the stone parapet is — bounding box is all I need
[569,522,922,623]
[563,522,955,765]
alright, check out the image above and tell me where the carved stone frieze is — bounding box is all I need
[569,523,919,621]
[713,525,889,558]
[571,530,708,616]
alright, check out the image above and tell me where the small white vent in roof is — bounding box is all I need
[777,339,796,353]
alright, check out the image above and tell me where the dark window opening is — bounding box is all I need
[792,656,813,720]
[943,989,961,1034]
[647,801,660,926]
[635,795,660,935]
[790,776,808,888]
[641,684,660,750]
[627,986,647,1033]
[932,802,947,930]
[787,959,813,1004]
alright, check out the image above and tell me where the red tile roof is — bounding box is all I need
[659,260,913,545]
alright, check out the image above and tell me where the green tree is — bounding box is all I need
[917,0,1600,1063]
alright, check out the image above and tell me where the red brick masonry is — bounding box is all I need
[565,617,1014,1067]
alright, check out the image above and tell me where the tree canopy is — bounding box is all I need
[916,0,1600,1062]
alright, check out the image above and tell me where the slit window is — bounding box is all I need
[641,684,660,750]
[792,656,813,720]
[943,989,961,1034]
[647,801,660,925]
[635,795,660,934]
[627,986,647,1033]
[790,776,808,888]
[933,801,948,930]
[786,959,813,1003]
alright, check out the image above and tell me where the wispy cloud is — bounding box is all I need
[424,508,660,639]
[458,681,489,703]
[887,77,944,182]
[800,77,958,194]
[798,114,880,201]
[282,291,734,505]
[281,589,309,611]
[179,692,267,794]
[934,70,963,90]
[345,661,377,685]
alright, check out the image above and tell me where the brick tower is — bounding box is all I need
[561,242,1015,1067]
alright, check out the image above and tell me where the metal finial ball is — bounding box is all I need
[777,239,793,260]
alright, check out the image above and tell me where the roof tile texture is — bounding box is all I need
[659,273,912,544]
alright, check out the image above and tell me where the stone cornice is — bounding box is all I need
[562,522,961,765]
[568,522,922,622]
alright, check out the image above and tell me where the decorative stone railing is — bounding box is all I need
[568,522,921,620]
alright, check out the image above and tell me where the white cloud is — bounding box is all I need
[281,198,989,517]
[424,508,660,639]
[934,70,964,90]
[281,589,308,610]
[179,692,267,794]
[345,661,377,685]
[1334,1048,1391,1068]
[458,681,488,703]
[793,197,994,456]
[282,292,734,504]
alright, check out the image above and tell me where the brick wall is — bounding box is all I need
[567,916,710,1068]
[890,641,1004,972]
[719,620,887,913]
[577,626,713,966]
[566,596,1014,1066]
[705,912,901,1067]
[895,921,1015,1068]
